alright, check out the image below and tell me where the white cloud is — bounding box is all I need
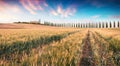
[50,5,76,18]
[92,15,100,19]
[50,10,58,16]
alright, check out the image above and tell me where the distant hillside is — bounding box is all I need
[0,23,56,29]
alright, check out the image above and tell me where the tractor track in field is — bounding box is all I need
[79,30,95,66]
[92,32,114,66]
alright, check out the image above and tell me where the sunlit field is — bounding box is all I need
[0,24,120,66]
[0,0,120,66]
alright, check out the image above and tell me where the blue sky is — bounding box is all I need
[0,0,120,23]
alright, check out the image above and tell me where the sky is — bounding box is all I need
[0,0,120,23]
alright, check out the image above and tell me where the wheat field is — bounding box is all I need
[0,24,120,66]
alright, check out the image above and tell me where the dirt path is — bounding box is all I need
[79,31,95,66]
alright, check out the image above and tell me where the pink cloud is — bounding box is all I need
[27,0,37,10]
[43,2,48,7]
[19,0,36,15]
[64,7,76,17]
[0,0,21,20]
[57,6,63,14]
[0,0,9,11]
[30,0,44,10]
[34,0,43,10]
[19,0,48,15]
[50,5,77,18]
[50,10,58,16]
[0,0,22,13]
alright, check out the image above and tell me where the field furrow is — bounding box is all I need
[79,31,95,66]
[91,31,114,66]
[95,30,120,66]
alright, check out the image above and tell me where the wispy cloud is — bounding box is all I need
[50,5,76,18]
[27,0,38,10]
[50,10,58,16]
[11,6,22,13]
[0,0,22,13]
[0,0,22,20]
[19,0,48,15]
[19,0,36,14]
[92,15,100,18]
[109,15,120,19]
